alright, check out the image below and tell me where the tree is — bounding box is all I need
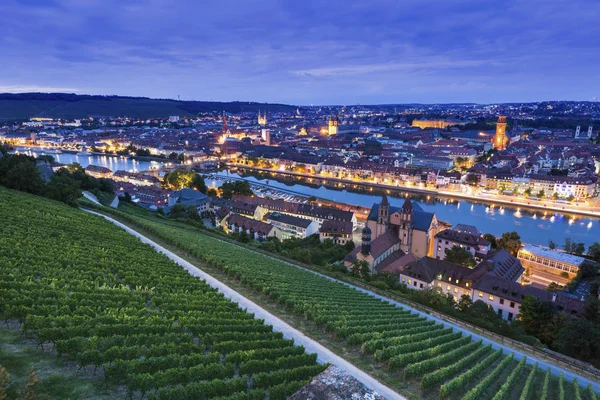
[207,188,218,198]
[466,174,479,186]
[588,242,600,262]
[537,190,545,199]
[563,237,573,253]
[483,233,497,249]
[546,282,564,292]
[187,205,201,221]
[169,204,187,219]
[0,142,9,156]
[553,318,600,366]
[583,296,600,323]
[524,188,532,197]
[444,245,476,268]
[163,169,193,190]
[573,242,585,255]
[496,231,522,256]
[548,240,556,249]
[220,180,254,200]
[190,174,207,193]
[457,294,473,312]
[45,173,82,207]
[563,237,585,255]
[518,296,557,342]
[0,154,45,195]
[351,260,369,278]
[344,240,355,252]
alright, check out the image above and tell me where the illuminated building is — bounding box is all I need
[492,116,508,150]
[258,111,267,126]
[412,119,463,129]
[328,115,339,136]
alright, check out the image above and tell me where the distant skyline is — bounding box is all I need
[1,0,599,105]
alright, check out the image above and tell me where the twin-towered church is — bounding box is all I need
[344,194,442,272]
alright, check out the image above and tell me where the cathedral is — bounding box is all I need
[345,194,441,272]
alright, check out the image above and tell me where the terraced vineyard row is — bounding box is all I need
[107,207,600,399]
[0,188,325,399]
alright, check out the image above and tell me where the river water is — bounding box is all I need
[215,171,600,249]
[13,148,598,248]
[15,148,165,172]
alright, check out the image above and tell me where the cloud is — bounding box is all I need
[0,85,80,93]
[0,0,599,103]
[292,59,492,77]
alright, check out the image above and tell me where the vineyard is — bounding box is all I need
[100,205,600,400]
[0,188,326,399]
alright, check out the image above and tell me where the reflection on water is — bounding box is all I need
[17,149,163,172]
[217,170,600,248]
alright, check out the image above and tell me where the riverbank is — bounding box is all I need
[205,172,372,220]
[227,164,600,219]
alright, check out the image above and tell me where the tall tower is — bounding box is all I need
[258,111,267,126]
[261,128,271,145]
[399,198,414,253]
[328,115,339,136]
[575,125,581,138]
[361,226,372,256]
[587,126,593,139]
[376,193,390,237]
[222,111,228,135]
[493,116,508,150]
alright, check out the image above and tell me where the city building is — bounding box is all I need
[433,228,491,262]
[227,213,281,241]
[258,111,267,126]
[367,195,441,258]
[265,212,319,239]
[84,164,113,179]
[399,256,548,320]
[344,195,441,271]
[232,195,357,230]
[166,188,211,215]
[492,115,508,150]
[319,220,354,245]
[472,273,553,320]
[409,155,454,170]
[412,119,465,129]
[327,115,339,136]
[517,244,587,285]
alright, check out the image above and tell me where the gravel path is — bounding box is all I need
[82,191,101,205]
[85,210,405,400]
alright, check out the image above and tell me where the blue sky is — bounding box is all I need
[1,0,599,105]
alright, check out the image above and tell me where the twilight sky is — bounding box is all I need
[1,0,599,105]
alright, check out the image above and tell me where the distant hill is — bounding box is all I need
[0,93,297,120]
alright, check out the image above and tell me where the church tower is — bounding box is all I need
[328,115,339,136]
[258,111,267,126]
[493,116,508,150]
[399,198,414,253]
[376,193,389,238]
[361,226,372,256]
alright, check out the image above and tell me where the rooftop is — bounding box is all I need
[519,243,587,266]
[266,212,313,229]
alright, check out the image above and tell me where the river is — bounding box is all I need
[214,170,599,249]
[15,148,165,172]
